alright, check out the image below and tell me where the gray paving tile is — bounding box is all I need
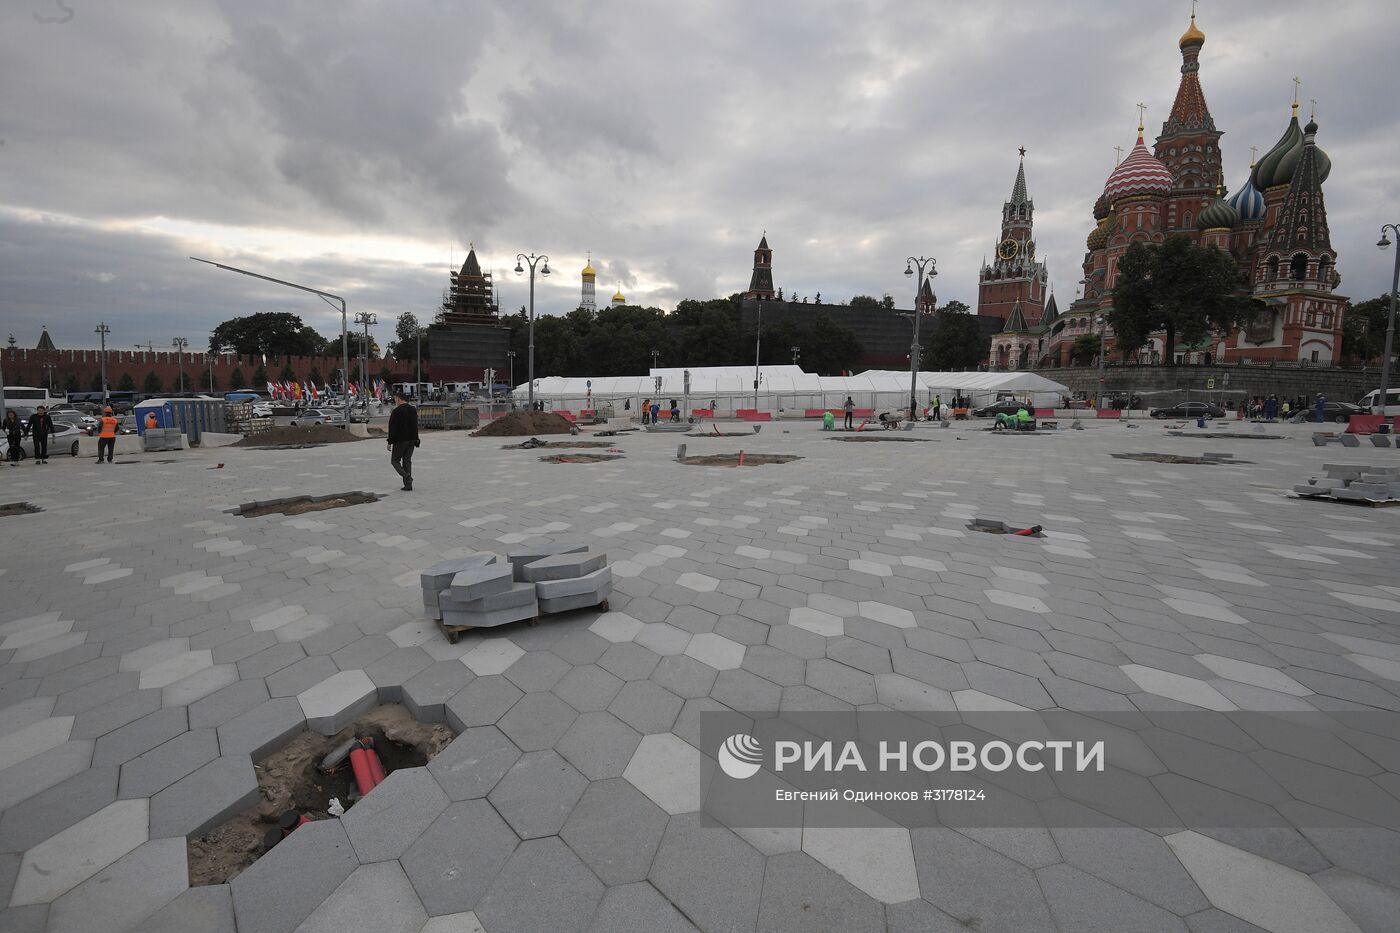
[608,679,684,734]
[364,646,434,702]
[885,898,977,932]
[556,710,644,780]
[444,674,522,731]
[139,883,237,933]
[476,837,605,933]
[45,837,187,933]
[488,749,588,839]
[91,706,188,767]
[553,663,625,712]
[117,728,220,799]
[265,654,338,698]
[911,828,1054,932]
[585,882,700,933]
[230,817,358,933]
[561,778,668,884]
[148,753,259,838]
[650,813,765,933]
[652,654,721,698]
[496,690,578,751]
[757,851,885,933]
[0,765,117,854]
[401,660,474,723]
[187,677,270,730]
[401,799,518,916]
[503,649,572,692]
[427,726,522,800]
[216,696,306,760]
[294,861,427,933]
[340,766,449,862]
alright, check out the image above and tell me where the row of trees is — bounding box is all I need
[208,312,377,359]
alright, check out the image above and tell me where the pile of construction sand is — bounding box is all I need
[234,425,363,447]
[473,410,575,437]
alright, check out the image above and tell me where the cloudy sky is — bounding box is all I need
[3,0,1397,353]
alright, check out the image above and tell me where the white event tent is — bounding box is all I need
[517,366,1069,415]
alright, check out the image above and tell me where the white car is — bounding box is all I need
[49,409,98,430]
[15,421,83,459]
[288,408,346,427]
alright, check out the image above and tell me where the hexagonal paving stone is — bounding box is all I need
[650,813,765,933]
[461,638,526,676]
[488,750,588,839]
[589,612,643,643]
[297,669,378,734]
[496,691,578,751]
[427,726,521,800]
[608,679,684,734]
[788,606,844,637]
[445,675,523,732]
[477,837,605,933]
[340,766,449,862]
[401,800,518,916]
[556,711,644,780]
[623,732,700,814]
[858,600,917,628]
[553,664,626,712]
[561,778,669,885]
[684,632,745,670]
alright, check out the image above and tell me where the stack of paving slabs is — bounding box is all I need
[419,553,516,624]
[1293,463,1400,504]
[143,428,182,452]
[509,543,612,614]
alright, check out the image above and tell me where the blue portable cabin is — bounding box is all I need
[134,397,227,444]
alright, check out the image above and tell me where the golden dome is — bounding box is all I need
[1179,14,1204,48]
[1086,212,1114,251]
[612,289,626,302]
[582,263,596,278]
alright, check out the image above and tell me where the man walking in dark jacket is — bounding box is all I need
[387,390,419,491]
[27,407,56,464]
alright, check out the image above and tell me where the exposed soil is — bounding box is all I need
[234,492,382,517]
[0,501,42,517]
[832,436,932,443]
[503,439,611,449]
[680,453,801,467]
[1112,452,1250,465]
[539,453,625,463]
[234,425,363,447]
[189,705,454,887]
[1167,432,1284,440]
[967,519,1044,537]
[686,431,752,438]
[472,410,575,437]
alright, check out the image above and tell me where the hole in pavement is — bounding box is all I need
[966,518,1044,537]
[189,704,454,886]
[831,436,933,443]
[504,439,612,449]
[1111,452,1250,465]
[232,491,383,517]
[685,431,752,437]
[0,501,43,517]
[680,453,801,467]
[539,453,625,463]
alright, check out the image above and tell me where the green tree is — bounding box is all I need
[801,314,864,375]
[1341,296,1392,364]
[1069,334,1102,366]
[252,365,267,388]
[89,372,105,392]
[209,312,327,358]
[391,312,424,359]
[229,367,246,389]
[64,373,80,394]
[143,371,163,394]
[921,301,986,370]
[118,372,136,391]
[681,305,742,367]
[1109,236,1252,367]
[849,295,882,311]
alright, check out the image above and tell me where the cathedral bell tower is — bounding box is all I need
[744,234,776,300]
[977,149,1048,326]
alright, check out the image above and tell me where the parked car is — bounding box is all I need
[16,421,83,459]
[49,408,98,431]
[973,400,1032,418]
[1149,402,1226,419]
[1296,401,1362,424]
[288,408,346,427]
[118,414,139,435]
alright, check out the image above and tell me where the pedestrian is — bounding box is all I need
[1315,393,1326,423]
[145,410,158,431]
[3,410,22,464]
[670,400,680,422]
[640,399,650,425]
[387,390,419,492]
[933,395,941,418]
[1281,398,1291,419]
[843,395,855,430]
[96,406,119,463]
[1264,395,1277,421]
[27,406,55,464]
[1237,399,1245,420]
[650,400,660,424]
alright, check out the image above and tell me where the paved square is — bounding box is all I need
[1,417,1397,931]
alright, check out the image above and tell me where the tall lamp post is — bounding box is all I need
[904,257,937,421]
[1376,225,1400,422]
[1095,314,1108,409]
[95,322,111,407]
[515,252,550,408]
[172,337,188,393]
[190,258,351,424]
[43,362,56,394]
[354,311,376,408]
[790,346,800,367]
[415,325,423,395]
[208,351,217,393]
[753,297,764,412]
[506,350,515,394]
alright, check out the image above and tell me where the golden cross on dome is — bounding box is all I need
[1309,98,1317,119]
[1291,77,1301,114]
[1135,102,1146,132]
[1190,0,1198,17]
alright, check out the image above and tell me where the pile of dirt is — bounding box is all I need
[680,453,801,467]
[686,431,752,438]
[503,439,611,449]
[235,425,363,447]
[189,705,454,886]
[0,502,42,517]
[832,436,932,443]
[1112,452,1250,465]
[540,453,625,463]
[235,492,382,518]
[473,411,575,437]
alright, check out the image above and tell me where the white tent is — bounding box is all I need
[517,366,1069,414]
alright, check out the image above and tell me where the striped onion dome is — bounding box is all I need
[1104,132,1174,203]
[1227,171,1265,222]
[1092,192,1110,221]
[1196,196,1239,231]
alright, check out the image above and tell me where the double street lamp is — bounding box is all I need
[172,337,188,393]
[1096,315,1108,409]
[95,322,111,406]
[505,350,515,396]
[904,257,937,421]
[354,312,377,407]
[515,252,550,408]
[191,258,351,424]
[1376,224,1399,419]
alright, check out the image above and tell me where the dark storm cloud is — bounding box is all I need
[1,1,1397,351]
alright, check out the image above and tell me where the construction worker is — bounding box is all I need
[144,410,158,431]
[97,406,119,463]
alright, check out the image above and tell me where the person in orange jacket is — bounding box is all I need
[144,411,158,431]
[97,406,119,463]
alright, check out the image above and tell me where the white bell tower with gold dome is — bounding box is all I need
[580,254,597,312]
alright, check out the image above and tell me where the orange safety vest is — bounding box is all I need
[99,416,118,439]
[145,413,158,428]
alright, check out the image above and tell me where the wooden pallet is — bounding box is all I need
[436,598,610,643]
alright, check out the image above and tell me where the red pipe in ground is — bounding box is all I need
[366,747,386,787]
[349,747,382,796]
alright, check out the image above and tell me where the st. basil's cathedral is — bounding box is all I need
[984,11,1345,370]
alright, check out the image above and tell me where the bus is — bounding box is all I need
[2,385,64,408]
[1359,387,1400,417]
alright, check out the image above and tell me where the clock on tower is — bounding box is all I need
[997,239,1019,261]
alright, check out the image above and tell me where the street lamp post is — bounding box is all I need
[790,346,800,367]
[515,252,550,408]
[354,312,376,408]
[43,363,56,394]
[506,350,515,393]
[190,258,351,424]
[651,349,661,371]
[208,351,216,393]
[754,298,763,412]
[95,322,111,407]
[1096,315,1108,408]
[904,257,937,421]
[415,326,423,394]
[1376,225,1400,421]
[172,337,188,393]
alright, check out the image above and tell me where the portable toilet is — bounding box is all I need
[134,399,173,435]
